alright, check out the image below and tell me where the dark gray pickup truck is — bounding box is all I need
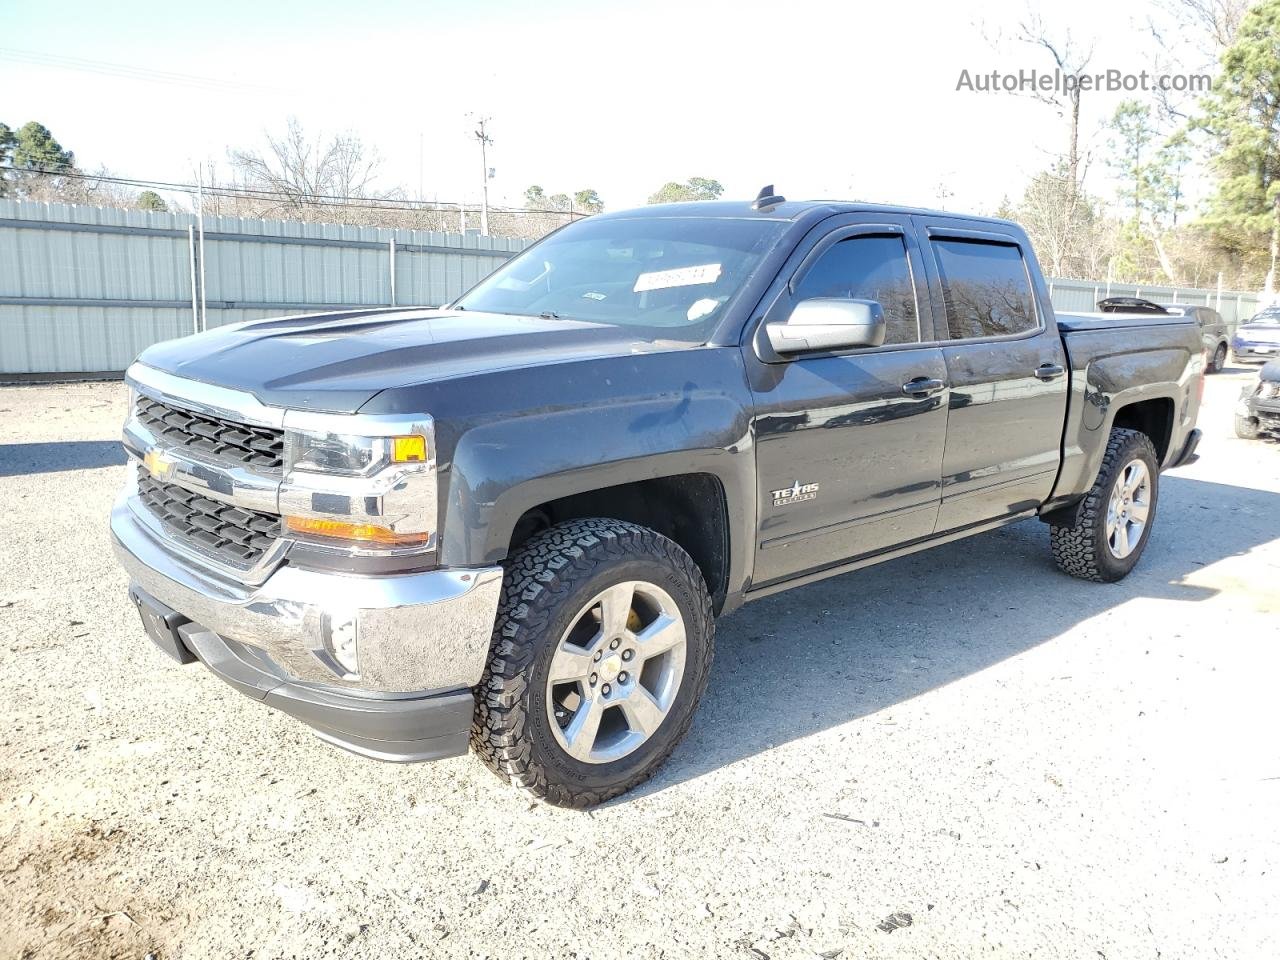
[111,195,1204,807]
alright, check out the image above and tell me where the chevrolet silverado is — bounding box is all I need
[111,192,1204,807]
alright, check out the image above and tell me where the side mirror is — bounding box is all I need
[765,298,886,355]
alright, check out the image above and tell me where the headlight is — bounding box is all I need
[285,431,426,477]
[280,414,436,556]
[287,432,383,476]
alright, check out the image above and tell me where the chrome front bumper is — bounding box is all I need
[111,492,503,694]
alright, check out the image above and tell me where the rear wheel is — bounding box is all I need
[471,518,714,808]
[1235,413,1261,440]
[1050,428,1159,582]
[1210,343,1228,373]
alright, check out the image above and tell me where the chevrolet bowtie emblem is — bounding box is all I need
[143,447,176,480]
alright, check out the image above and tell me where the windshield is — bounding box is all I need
[1245,309,1280,327]
[454,217,785,339]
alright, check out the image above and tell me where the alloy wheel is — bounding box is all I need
[545,580,687,764]
[1106,459,1151,559]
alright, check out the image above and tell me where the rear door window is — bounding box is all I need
[931,239,1038,340]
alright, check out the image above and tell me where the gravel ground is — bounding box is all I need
[1,369,1278,960]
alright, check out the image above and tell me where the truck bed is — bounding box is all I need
[1056,312,1198,333]
[1046,312,1203,512]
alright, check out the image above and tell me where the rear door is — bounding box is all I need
[915,220,1069,532]
[743,214,950,587]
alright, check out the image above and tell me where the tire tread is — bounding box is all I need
[1050,427,1158,583]
[469,517,714,808]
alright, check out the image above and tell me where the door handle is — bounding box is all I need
[1034,363,1065,381]
[901,377,946,396]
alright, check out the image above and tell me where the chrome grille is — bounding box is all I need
[136,466,281,567]
[135,395,284,472]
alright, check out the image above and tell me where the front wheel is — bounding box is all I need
[1050,428,1160,582]
[471,518,714,808]
[1235,413,1261,440]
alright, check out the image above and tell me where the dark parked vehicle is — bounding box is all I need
[1097,297,1231,373]
[111,193,1205,806]
[1232,306,1280,364]
[1167,306,1231,373]
[1235,359,1280,440]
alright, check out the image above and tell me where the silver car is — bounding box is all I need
[1232,307,1280,365]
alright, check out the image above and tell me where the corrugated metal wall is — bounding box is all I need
[0,199,531,375]
[0,199,1271,375]
[1045,277,1264,329]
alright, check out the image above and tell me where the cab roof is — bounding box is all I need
[592,198,1022,232]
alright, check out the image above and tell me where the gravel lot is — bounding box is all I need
[1,369,1278,960]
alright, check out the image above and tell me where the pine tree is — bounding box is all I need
[136,190,168,212]
[0,123,15,198]
[12,122,75,172]
[1198,0,1280,291]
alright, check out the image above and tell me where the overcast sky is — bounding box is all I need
[1,0,1218,215]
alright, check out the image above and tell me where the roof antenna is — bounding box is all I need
[752,184,785,211]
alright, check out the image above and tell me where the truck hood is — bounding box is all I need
[136,308,693,413]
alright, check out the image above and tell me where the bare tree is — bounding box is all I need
[18,165,138,208]
[1146,0,1246,120]
[1016,13,1095,197]
[1017,169,1098,276]
[1153,0,1247,54]
[228,118,395,222]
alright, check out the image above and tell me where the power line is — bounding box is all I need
[0,47,294,95]
[8,166,586,217]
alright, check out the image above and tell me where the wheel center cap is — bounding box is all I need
[600,654,622,682]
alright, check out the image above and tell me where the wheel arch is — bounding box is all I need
[1042,391,1179,527]
[503,471,734,615]
[1110,396,1176,463]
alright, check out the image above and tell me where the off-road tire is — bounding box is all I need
[1050,428,1159,583]
[1235,413,1261,440]
[471,518,714,808]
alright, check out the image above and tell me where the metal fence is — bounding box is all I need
[0,199,1271,376]
[0,199,532,375]
[1045,277,1265,330]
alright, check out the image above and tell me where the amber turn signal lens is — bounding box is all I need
[285,516,430,546]
[391,435,427,463]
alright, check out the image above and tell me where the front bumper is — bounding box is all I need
[1232,344,1279,363]
[1167,427,1202,468]
[111,494,503,760]
[1244,396,1280,432]
[134,589,478,761]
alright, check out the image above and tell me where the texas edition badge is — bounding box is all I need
[771,481,819,507]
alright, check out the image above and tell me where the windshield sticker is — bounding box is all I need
[687,297,720,321]
[581,291,607,301]
[634,263,722,293]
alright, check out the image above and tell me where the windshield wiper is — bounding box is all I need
[539,311,562,320]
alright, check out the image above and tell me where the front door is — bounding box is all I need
[744,217,950,587]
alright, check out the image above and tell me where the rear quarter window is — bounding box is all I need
[931,239,1038,340]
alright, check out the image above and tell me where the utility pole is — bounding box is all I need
[471,116,493,237]
[196,162,207,331]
